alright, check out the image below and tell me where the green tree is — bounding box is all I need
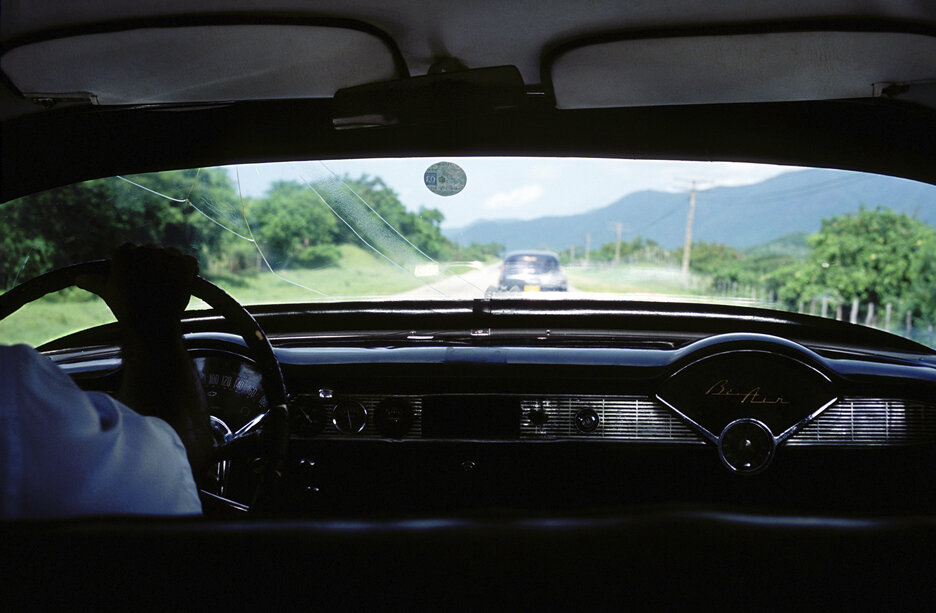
[250,181,340,268]
[449,241,504,261]
[675,240,802,291]
[676,242,742,275]
[335,175,455,259]
[111,168,236,265]
[1,168,236,289]
[773,207,936,320]
[592,236,664,263]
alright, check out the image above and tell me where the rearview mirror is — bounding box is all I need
[333,65,526,128]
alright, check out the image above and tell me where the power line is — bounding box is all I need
[697,173,864,208]
[615,172,867,245]
[638,200,686,233]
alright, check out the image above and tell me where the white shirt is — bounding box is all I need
[0,344,202,517]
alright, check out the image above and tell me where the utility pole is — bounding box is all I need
[613,222,623,264]
[584,233,591,266]
[681,181,697,276]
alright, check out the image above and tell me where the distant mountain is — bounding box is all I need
[445,169,936,252]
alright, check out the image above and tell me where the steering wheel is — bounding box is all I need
[0,260,289,515]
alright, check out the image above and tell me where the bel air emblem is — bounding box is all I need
[704,379,790,405]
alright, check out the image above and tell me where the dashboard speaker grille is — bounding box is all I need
[787,397,936,446]
[517,396,701,442]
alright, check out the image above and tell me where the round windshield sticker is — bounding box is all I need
[424,162,466,196]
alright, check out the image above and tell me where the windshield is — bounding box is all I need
[2,157,936,347]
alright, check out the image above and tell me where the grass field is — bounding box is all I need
[566,265,709,295]
[203,244,424,303]
[0,296,117,347]
[1,245,423,347]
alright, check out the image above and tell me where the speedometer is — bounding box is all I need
[193,353,268,433]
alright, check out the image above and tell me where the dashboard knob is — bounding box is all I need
[297,459,320,493]
[529,408,549,426]
[574,408,600,433]
[718,419,775,474]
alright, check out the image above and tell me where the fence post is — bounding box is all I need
[930,324,935,347]
[835,303,843,320]
[885,303,892,331]
[865,302,875,327]
[850,298,859,324]
[906,310,913,338]
[821,296,829,318]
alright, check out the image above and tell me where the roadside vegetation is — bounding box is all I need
[561,208,936,343]
[566,266,708,296]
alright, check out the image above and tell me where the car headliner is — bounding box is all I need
[1,1,935,200]
[4,1,936,85]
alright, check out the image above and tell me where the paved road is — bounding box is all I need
[392,263,762,306]
[395,263,501,299]
[394,263,584,299]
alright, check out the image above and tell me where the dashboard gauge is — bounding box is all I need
[290,395,328,436]
[332,401,368,434]
[374,398,414,438]
[193,354,268,432]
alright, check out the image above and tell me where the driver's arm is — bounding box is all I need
[78,246,214,487]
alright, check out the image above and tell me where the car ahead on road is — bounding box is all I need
[498,251,567,292]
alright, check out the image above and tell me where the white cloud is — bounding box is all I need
[483,184,544,210]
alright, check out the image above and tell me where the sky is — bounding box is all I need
[227,157,801,229]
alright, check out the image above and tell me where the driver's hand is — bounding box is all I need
[77,244,198,333]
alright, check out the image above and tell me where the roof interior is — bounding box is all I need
[4,1,936,105]
[4,1,936,79]
[2,1,936,200]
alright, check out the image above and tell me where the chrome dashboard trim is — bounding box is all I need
[656,348,839,468]
[653,394,719,444]
[775,396,840,443]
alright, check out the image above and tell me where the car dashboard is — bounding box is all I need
[44,299,936,519]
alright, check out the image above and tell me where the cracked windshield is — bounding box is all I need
[2,157,936,347]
